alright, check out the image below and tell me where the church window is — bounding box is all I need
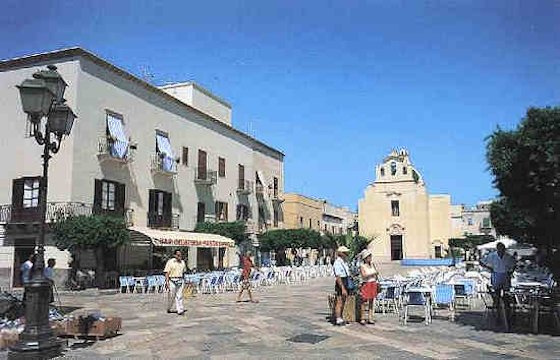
[390,162,397,176]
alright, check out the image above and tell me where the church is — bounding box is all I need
[358,149,452,262]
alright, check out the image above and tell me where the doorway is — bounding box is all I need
[390,235,403,260]
[13,238,36,287]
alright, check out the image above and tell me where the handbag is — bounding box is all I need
[346,277,356,291]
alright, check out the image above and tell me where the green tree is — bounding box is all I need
[259,229,323,265]
[486,106,560,250]
[194,221,249,245]
[449,234,496,251]
[52,214,130,288]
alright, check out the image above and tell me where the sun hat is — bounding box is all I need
[337,246,350,253]
[361,249,372,259]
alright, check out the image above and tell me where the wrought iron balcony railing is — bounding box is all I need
[0,202,134,226]
[97,136,136,163]
[151,153,178,175]
[237,180,254,195]
[194,168,217,186]
[148,212,180,229]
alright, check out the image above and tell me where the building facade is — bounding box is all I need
[358,149,452,262]
[0,48,284,289]
[283,193,356,235]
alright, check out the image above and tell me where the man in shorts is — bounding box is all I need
[236,251,258,303]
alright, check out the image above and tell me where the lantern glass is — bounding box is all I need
[17,79,54,122]
[33,65,67,102]
[48,103,76,136]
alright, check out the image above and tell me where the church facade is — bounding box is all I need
[358,149,452,262]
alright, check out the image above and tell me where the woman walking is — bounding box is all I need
[359,250,379,325]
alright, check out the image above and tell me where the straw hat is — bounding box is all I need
[337,246,350,253]
[361,249,372,260]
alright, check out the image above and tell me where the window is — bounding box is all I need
[390,162,397,176]
[482,217,491,228]
[238,164,245,189]
[148,189,172,228]
[215,201,228,221]
[273,207,279,227]
[94,179,125,214]
[467,217,473,226]
[391,200,400,216]
[380,167,385,176]
[273,177,279,197]
[101,182,116,210]
[197,202,205,223]
[403,166,408,175]
[182,147,188,166]
[236,204,250,221]
[23,179,40,208]
[309,218,312,228]
[317,220,320,228]
[299,216,303,228]
[435,246,442,258]
[106,112,129,159]
[218,157,226,177]
[197,149,207,180]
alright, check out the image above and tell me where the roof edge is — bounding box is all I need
[0,47,283,157]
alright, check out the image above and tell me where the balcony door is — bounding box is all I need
[197,202,206,223]
[148,190,172,228]
[198,150,207,180]
[11,177,43,222]
[93,179,125,216]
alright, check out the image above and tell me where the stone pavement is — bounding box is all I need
[3,265,560,359]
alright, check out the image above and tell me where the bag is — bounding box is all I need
[345,277,356,292]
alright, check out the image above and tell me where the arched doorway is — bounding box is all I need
[388,224,404,260]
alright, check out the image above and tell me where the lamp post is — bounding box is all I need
[9,65,76,359]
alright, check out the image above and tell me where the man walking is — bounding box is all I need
[236,251,258,303]
[164,249,187,315]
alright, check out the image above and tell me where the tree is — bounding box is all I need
[259,229,323,265]
[52,214,130,288]
[486,106,560,249]
[194,221,249,245]
[449,234,495,251]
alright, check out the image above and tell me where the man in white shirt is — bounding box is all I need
[333,246,351,326]
[164,249,187,315]
[481,242,516,294]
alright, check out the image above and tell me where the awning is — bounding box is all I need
[129,227,235,248]
[107,113,129,159]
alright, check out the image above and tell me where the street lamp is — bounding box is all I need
[9,65,76,359]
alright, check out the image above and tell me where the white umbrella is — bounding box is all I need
[476,238,517,250]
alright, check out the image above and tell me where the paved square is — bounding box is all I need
[3,266,559,359]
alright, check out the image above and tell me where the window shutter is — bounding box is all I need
[148,190,156,213]
[163,192,172,226]
[93,179,103,213]
[11,178,24,208]
[224,202,228,221]
[115,183,125,215]
[214,201,219,218]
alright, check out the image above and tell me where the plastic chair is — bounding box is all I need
[434,284,455,321]
[402,291,431,325]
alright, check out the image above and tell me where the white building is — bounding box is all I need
[0,48,284,289]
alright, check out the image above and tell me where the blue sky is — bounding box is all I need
[2,1,559,210]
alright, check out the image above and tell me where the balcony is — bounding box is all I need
[148,212,179,229]
[255,183,265,195]
[237,180,254,195]
[271,190,284,203]
[97,136,136,164]
[194,168,217,186]
[0,202,134,226]
[151,154,178,175]
[194,214,216,224]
